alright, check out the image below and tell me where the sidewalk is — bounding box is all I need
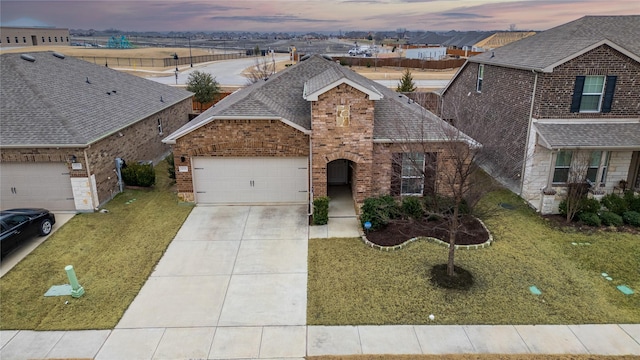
[2,324,639,358]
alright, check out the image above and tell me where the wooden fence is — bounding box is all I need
[77,52,246,68]
[335,56,465,70]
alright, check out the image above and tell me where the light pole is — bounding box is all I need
[173,53,179,85]
[188,36,193,67]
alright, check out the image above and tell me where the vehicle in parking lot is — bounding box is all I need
[1,208,56,258]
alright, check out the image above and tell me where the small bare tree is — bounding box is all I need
[245,56,276,84]
[392,91,527,278]
[563,150,592,222]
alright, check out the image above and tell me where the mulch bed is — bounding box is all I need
[364,215,489,247]
[542,214,640,235]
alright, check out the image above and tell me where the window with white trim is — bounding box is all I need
[570,75,617,113]
[476,64,484,92]
[157,118,163,135]
[553,150,610,185]
[401,153,425,195]
[553,151,572,183]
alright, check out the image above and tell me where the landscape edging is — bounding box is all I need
[360,217,493,251]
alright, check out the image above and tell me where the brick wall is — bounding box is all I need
[172,119,310,202]
[310,84,375,205]
[441,62,534,186]
[371,142,461,197]
[534,45,640,118]
[86,98,192,205]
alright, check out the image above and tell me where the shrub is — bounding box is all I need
[559,197,600,219]
[165,153,176,180]
[121,162,156,187]
[600,211,623,227]
[624,191,640,212]
[622,211,640,227]
[312,196,330,225]
[577,212,601,227]
[401,196,424,219]
[360,195,401,230]
[600,193,627,215]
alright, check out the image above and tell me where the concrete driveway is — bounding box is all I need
[98,205,309,359]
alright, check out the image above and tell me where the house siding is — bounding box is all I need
[172,119,310,202]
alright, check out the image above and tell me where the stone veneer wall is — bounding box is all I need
[172,119,310,202]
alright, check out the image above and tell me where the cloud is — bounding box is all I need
[209,15,338,24]
[440,12,492,19]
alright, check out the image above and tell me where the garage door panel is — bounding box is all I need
[192,157,308,204]
[0,163,75,210]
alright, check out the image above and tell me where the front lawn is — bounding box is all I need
[0,161,193,330]
[308,190,640,325]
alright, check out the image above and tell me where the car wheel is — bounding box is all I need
[39,219,53,236]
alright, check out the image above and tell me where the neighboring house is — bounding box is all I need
[440,15,640,214]
[162,54,474,209]
[0,52,193,211]
[0,26,70,47]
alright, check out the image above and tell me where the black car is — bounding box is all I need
[1,208,56,258]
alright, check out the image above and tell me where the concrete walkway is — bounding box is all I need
[1,200,639,359]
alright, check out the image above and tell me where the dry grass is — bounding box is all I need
[0,45,213,58]
[0,161,193,330]
[307,190,640,326]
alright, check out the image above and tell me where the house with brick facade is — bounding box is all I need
[0,52,193,211]
[162,54,474,210]
[439,15,640,214]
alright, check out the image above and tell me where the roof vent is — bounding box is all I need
[20,54,36,62]
[322,54,333,61]
[112,90,117,94]
[299,54,311,61]
[52,52,65,59]
[160,96,164,102]
[86,77,91,84]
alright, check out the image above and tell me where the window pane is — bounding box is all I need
[555,151,572,167]
[583,76,604,93]
[580,95,601,111]
[553,169,570,183]
[402,178,422,195]
[590,151,602,167]
[586,168,598,183]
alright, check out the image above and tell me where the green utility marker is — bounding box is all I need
[617,285,634,295]
[529,286,542,295]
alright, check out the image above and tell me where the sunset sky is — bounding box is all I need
[1,0,637,32]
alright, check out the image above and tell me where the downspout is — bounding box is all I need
[308,104,314,217]
[82,147,98,210]
[520,69,538,195]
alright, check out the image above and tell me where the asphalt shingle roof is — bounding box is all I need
[166,54,471,144]
[535,122,640,149]
[0,52,192,147]
[470,16,640,71]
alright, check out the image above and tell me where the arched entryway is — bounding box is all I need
[327,159,357,217]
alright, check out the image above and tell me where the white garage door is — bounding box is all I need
[192,157,308,204]
[0,163,75,211]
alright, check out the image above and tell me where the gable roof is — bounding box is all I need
[163,54,471,145]
[0,52,192,147]
[303,66,382,101]
[468,16,640,72]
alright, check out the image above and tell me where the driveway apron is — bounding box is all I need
[99,205,308,359]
